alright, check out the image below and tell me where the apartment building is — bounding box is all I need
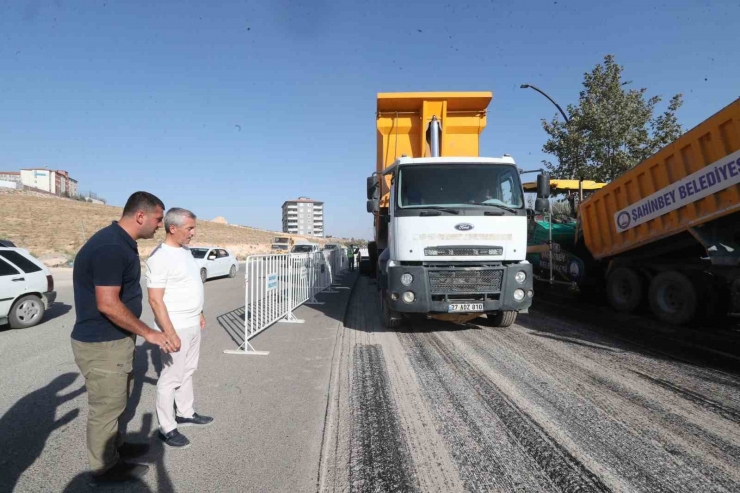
[282,197,324,237]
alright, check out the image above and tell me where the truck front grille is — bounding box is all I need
[428,269,504,294]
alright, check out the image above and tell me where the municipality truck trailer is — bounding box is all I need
[529,98,740,325]
[366,92,534,328]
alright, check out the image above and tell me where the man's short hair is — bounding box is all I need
[122,192,165,217]
[164,207,197,233]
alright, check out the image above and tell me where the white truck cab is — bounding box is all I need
[370,155,533,328]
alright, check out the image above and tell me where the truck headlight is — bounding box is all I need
[402,291,415,303]
[515,271,527,284]
[513,289,525,301]
[400,273,413,286]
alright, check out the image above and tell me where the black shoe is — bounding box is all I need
[118,442,150,459]
[159,429,191,449]
[89,461,149,486]
[175,412,214,427]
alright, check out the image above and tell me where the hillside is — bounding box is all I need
[0,189,338,264]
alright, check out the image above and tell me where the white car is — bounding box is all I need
[189,247,239,283]
[0,248,56,329]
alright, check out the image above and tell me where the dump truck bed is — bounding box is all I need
[581,99,740,260]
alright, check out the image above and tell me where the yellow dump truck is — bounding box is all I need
[532,99,740,324]
[366,92,533,328]
[270,236,293,254]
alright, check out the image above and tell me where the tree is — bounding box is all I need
[541,55,683,183]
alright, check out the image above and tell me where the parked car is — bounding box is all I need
[189,247,239,283]
[0,239,17,247]
[0,248,56,328]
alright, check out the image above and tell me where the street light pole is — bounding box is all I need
[520,83,572,287]
[520,84,570,123]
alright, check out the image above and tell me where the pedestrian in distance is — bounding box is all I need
[146,208,214,450]
[347,245,355,271]
[71,191,174,486]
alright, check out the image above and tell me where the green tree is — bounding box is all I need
[541,55,683,183]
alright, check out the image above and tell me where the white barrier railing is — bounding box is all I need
[224,249,349,356]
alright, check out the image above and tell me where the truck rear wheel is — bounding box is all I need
[606,267,643,313]
[380,290,402,329]
[648,271,697,325]
[489,310,517,328]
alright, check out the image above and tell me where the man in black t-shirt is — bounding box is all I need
[71,191,174,486]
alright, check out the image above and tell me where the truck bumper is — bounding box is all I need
[381,263,534,314]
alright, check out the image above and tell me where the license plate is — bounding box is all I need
[448,303,484,313]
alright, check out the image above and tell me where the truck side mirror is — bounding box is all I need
[367,175,379,200]
[536,173,551,199]
[366,199,378,213]
[534,198,549,213]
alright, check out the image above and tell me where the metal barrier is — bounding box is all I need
[224,249,349,356]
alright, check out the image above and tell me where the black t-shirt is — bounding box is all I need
[71,222,143,342]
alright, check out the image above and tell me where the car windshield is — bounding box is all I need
[292,245,314,253]
[190,248,209,259]
[398,164,524,210]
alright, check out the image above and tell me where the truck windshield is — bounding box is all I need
[271,244,288,251]
[398,164,524,210]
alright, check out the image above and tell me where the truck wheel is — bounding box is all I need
[9,295,46,329]
[606,267,643,313]
[489,310,517,327]
[648,271,697,325]
[380,290,402,329]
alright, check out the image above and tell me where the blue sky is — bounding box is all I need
[1,0,737,239]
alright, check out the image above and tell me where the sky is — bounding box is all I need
[1,0,737,240]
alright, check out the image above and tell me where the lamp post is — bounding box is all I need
[520,84,570,123]
[520,84,572,287]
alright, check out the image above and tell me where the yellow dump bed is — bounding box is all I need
[581,99,740,260]
[375,92,491,207]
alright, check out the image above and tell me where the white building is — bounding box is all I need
[20,168,78,197]
[282,197,324,237]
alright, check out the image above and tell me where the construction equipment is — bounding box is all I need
[366,92,533,328]
[529,99,740,325]
[271,236,293,254]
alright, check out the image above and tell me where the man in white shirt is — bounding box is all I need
[146,207,214,449]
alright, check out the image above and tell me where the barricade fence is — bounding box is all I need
[224,249,349,356]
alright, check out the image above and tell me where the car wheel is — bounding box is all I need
[200,268,207,283]
[229,265,237,278]
[9,295,46,329]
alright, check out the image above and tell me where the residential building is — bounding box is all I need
[282,197,324,237]
[20,168,78,197]
[0,171,21,183]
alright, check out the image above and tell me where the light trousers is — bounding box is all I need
[156,325,201,434]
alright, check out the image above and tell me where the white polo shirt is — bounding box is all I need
[146,243,204,331]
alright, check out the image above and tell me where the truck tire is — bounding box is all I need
[606,267,643,313]
[9,294,46,329]
[648,271,697,325]
[380,290,402,329]
[489,310,517,328]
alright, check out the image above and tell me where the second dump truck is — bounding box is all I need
[528,98,740,325]
[366,92,534,328]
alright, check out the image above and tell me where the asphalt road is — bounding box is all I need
[319,276,740,492]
